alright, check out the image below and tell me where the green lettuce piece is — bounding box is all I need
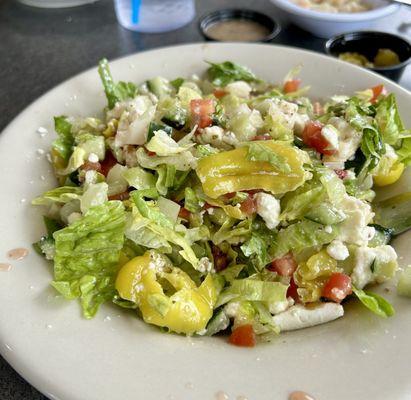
[52,116,74,161]
[360,127,385,171]
[136,147,196,172]
[213,218,252,245]
[216,278,288,307]
[52,201,126,318]
[33,217,62,260]
[352,286,395,318]
[57,147,87,176]
[98,58,137,109]
[146,130,193,156]
[184,187,201,213]
[397,138,411,166]
[375,94,404,146]
[246,142,291,173]
[205,309,230,336]
[155,164,176,195]
[207,61,259,87]
[80,182,108,213]
[123,167,156,190]
[32,186,83,206]
[77,135,105,160]
[397,266,411,298]
[272,220,339,258]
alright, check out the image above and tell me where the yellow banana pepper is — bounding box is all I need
[373,162,404,187]
[294,250,341,303]
[196,141,307,199]
[115,251,218,334]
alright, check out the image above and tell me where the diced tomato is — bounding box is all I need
[178,207,191,220]
[287,278,300,303]
[283,79,301,94]
[213,89,227,99]
[244,189,262,196]
[80,161,101,172]
[99,151,118,176]
[268,253,297,277]
[370,84,387,104]
[252,134,272,141]
[239,194,257,215]
[108,191,130,201]
[313,101,324,115]
[146,150,156,157]
[211,244,228,272]
[229,324,256,347]
[302,120,336,156]
[322,273,352,303]
[203,202,215,210]
[190,99,215,129]
[334,169,348,180]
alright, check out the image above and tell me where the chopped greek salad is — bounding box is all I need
[33,60,411,346]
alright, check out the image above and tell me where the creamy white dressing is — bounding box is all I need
[205,20,270,42]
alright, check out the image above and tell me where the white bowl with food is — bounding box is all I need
[270,0,400,38]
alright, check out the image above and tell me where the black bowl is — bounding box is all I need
[199,9,281,43]
[325,31,411,82]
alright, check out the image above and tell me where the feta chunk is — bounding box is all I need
[337,195,374,246]
[225,81,252,98]
[254,193,281,230]
[197,257,214,273]
[88,152,99,163]
[327,240,349,261]
[321,124,339,151]
[272,303,344,332]
[323,117,362,166]
[114,96,156,146]
[352,245,397,289]
[269,297,295,315]
[198,126,238,149]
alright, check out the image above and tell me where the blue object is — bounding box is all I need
[131,0,140,24]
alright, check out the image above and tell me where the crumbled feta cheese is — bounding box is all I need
[37,126,48,137]
[324,225,333,234]
[323,117,362,166]
[224,301,241,318]
[67,212,82,225]
[198,257,214,273]
[272,303,344,332]
[254,193,281,230]
[84,170,97,184]
[321,125,339,151]
[351,245,397,289]
[88,152,99,163]
[197,126,238,149]
[148,251,166,272]
[225,81,252,98]
[327,240,349,261]
[36,148,45,156]
[337,195,374,246]
[269,297,295,315]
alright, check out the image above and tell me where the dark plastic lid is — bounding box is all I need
[199,9,281,43]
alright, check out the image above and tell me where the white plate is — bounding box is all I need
[0,43,411,400]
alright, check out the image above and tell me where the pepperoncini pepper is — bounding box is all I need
[115,251,219,335]
[196,141,308,199]
[373,162,404,187]
[294,250,341,303]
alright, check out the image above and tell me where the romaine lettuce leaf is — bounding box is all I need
[272,220,339,258]
[123,166,156,190]
[32,186,83,206]
[246,142,291,173]
[53,116,74,161]
[352,286,394,318]
[52,201,126,318]
[375,94,404,146]
[207,61,260,87]
[98,58,137,109]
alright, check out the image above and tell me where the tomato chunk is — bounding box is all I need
[370,84,387,104]
[99,151,118,176]
[239,194,257,215]
[322,272,352,303]
[283,79,301,94]
[190,99,215,129]
[252,134,272,141]
[268,253,297,277]
[178,207,191,220]
[213,89,227,99]
[229,324,256,347]
[302,120,336,156]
